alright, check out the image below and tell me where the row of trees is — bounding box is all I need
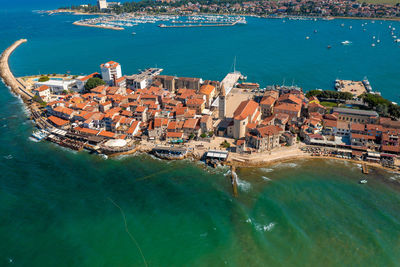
[361,93,400,118]
[305,90,353,101]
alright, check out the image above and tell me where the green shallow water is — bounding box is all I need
[1,100,400,266]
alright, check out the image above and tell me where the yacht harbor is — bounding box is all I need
[73,14,247,30]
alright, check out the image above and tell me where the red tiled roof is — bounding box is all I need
[35,85,50,92]
[183,118,198,129]
[48,116,69,126]
[166,131,184,138]
[233,100,259,121]
[199,84,215,95]
[79,72,99,82]
[98,130,115,138]
[74,127,99,135]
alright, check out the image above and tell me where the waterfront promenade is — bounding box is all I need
[0,39,33,100]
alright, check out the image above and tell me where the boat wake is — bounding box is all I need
[3,154,13,160]
[236,176,251,192]
[254,222,276,232]
[246,218,276,232]
[28,136,40,142]
[260,167,274,173]
[261,176,271,181]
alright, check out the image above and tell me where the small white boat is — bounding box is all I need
[31,129,48,141]
[359,179,368,184]
[132,32,136,35]
[306,36,310,40]
[377,39,381,43]
[371,43,375,47]
[341,40,351,45]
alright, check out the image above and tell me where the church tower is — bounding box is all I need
[219,84,226,119]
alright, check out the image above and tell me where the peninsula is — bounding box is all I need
[1,40,400,174]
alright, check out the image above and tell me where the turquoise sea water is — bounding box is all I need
[1,8,400,266]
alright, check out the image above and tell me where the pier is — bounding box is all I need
[362,163,369,174]
[221,72,241,96]
[231,165,238,197]
[73,21,124,31]
[158,21,238,28]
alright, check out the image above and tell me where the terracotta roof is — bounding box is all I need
[278,94,302,105]
[127,121,141,135]
[381,145,400,153]
[100,61,119,69]
[187,98,205,106]
[74,127,99,135]
[199,84,215,95]
[323,119,337,128]
[166,131,184,138]
[34,85,50,92]
[260,96,276,106]
[48,116,69,126]
[274,103,301,113]
[256,125,283,137]
[351,123,365,131]
[183,118,198,129]
[98,130,115,138]
[351,133,376,140]
[79,72,99,82]
[233,100,259,121]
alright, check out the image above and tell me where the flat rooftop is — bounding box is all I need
[126,68,163,82]
[336,80,366,97]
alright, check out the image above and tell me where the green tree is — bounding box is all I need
[220,140,230,148]
[38,76,50,82]
[84,77,106,92]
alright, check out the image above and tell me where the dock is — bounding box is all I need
[231,165,238,197]
[362,163,369,174]
[158,22,237,28]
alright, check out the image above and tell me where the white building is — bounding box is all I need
[34,79,77,94]
[98,0,108,10]
[32,85,51,102]
[100,61,122,86]
[126,68,163,90]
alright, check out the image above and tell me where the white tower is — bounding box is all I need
[100,61,122,86]
[98,0,108,10]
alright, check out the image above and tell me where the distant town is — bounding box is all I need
[57,0,400,19]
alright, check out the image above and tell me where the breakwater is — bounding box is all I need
[0,39,32,101]
[73,21,124,31]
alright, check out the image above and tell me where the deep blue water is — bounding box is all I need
[1,6,400,267]
[1,9,400,100]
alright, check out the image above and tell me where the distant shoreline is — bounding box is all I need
[48,8,400,22]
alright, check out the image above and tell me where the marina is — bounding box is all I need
[73,14,247,30]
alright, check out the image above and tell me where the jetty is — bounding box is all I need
[0,39,33,100]
[362,163,369,174]
[73,21,124,31]
[158,22,237,28]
